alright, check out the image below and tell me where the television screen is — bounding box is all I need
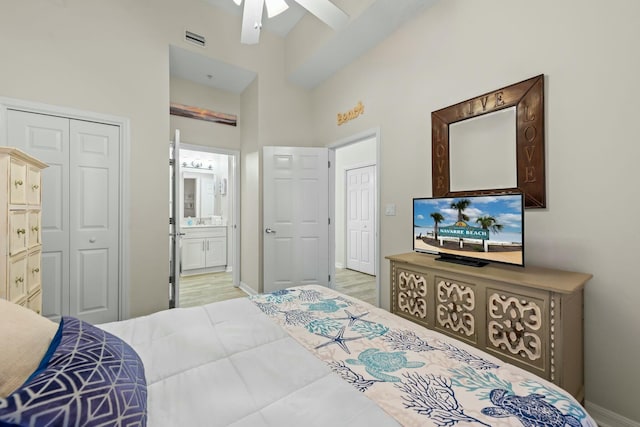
[413,193,524,267]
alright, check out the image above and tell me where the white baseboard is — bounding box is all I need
[586,401,640,427]
[335,262,344,269]
[237,281,257,296]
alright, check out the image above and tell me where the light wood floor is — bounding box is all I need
[179,268,377,308]
[179,272,245,308]
[334,268,377,305]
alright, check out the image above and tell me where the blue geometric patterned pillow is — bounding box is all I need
[0,317,147,426]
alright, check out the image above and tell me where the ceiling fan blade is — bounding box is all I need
[293,0,348,30]
[265,0,289,18]
[240,0,264,44]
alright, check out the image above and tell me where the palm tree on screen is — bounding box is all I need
[430,212,445,240]
[476,216,503,252]
[475,216,504,233]
[451,199,471,223]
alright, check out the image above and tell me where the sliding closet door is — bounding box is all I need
[7,109,120,323]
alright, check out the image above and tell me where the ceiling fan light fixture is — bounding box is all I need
[265,0,289,18]
[236,0,348,45]
[240,0,264,44]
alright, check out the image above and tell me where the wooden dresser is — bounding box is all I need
[1,147,47,314]
[387,252,591,401]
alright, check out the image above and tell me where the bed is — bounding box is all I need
[0,285,596,426]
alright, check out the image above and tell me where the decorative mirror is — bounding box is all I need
[431,74,545,208]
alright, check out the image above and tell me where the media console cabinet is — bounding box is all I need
[386,252,592,401]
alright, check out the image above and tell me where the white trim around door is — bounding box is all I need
[329,127,381,307]
[178,143,241,289]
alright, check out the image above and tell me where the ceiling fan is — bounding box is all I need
[233,0,349,44]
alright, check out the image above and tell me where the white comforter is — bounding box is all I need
[99,297,400,427]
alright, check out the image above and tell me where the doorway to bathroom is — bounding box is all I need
[169,138,242,308]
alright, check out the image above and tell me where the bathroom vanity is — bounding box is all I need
[181,225,227,275]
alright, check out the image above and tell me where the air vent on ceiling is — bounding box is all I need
[185,30,206,47]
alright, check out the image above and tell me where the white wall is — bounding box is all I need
[311,0,640,422]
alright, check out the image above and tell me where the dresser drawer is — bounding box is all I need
[2,147,48,317]
[27,166,42,205]
[8,256,27,303]
[27,251,42,294]
[9,159,27,205]
[27,289,43,315]
[28,211,41,248]
[9,211,28,255]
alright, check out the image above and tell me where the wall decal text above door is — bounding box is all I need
[337,101,364,126]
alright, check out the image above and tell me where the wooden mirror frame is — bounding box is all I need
[431,74,545,208]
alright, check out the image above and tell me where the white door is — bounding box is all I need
[7,109,120,323]
[263,146,329,293]
[69,120,120,324]
[346,165,375,275]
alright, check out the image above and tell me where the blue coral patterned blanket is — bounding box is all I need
[251,285,596,427]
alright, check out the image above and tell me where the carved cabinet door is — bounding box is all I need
[484,284,550,377]
[392,267,430,328]
[433,276,479,346]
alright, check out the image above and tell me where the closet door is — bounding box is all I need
[7,110,120,323]
[70,120,120,324]
[346,165,375,275]
[8,111,70,320]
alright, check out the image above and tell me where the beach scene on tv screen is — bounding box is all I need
[414,195,523,265]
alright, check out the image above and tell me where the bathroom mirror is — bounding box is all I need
[181,171,216,222]
[183,178,197,217]
[431,74,545,208]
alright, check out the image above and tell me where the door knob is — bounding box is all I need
[265,227,276,234]
[89,237,96,243]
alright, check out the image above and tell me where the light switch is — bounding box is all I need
[385,204,396,216]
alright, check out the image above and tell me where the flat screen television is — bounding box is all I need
[413,193,524,267]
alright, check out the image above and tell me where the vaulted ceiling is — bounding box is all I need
[170,0,439,93]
